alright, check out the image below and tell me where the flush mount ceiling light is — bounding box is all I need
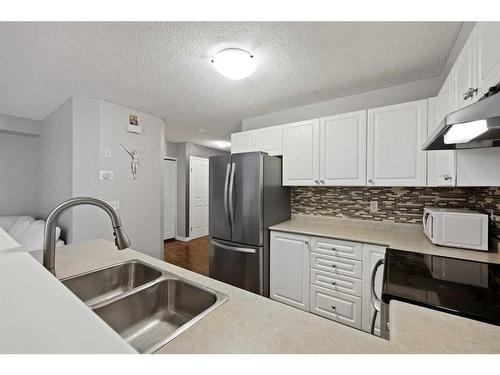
[211,48,256,80]
[214,141,231,148]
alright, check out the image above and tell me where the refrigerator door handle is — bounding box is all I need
[228,162,236,230]
[211,239,256,254]
[224,163,231,230]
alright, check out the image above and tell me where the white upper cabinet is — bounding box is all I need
[231,130,257,154]
[453,30,479,110]
[427,96,456,186]
[283,119,320,186]
[320,111,367,186]
[231,125,283,155]
[254,125,283,156]
[367,99,428,186]
[476,22,500,97]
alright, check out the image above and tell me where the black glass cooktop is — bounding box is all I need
[382,249,500,326]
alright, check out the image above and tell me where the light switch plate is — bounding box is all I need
[369,201,378,213]
[104,148,112,158]
[99,170,114,181]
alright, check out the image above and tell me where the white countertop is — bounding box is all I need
[3,238,498,354]
[269,214,500,264]
[0,231,136,354]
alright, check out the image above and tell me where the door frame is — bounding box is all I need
[163,157,177,241]
[189,156,209,239]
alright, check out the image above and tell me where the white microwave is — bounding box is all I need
[423,207,489,251]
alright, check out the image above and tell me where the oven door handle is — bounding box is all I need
[370,258,384,335]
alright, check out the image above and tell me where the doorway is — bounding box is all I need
[163,158,177,240]
[189,156,209,239]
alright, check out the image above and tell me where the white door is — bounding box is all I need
[270,231,310,311]
[189,157,209,239]
[163,159,176,240]
[427,95,456,186]
[282,119,320,186]
[361,244,386,336]
[367,99,428,186]
[476,22,500,97]
[255,125,283,156]
[320,111,367,186]
[231,131,256,153]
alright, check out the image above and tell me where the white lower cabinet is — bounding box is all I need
[270,231,310,311]
[270,231,386,335]
[310,286,362,329]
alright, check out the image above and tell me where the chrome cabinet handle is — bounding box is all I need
[320,179,325,184]
[463,87,478,100]
[331,281,336,286]
[331,305,336,310]
[331,264,336,268]
[444,175,452,181]
[368,179,373,184]
[370,258,385,335]
[330,247,337,251]
[314,180,319,184]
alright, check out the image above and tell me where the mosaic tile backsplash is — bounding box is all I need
[292,186,500,238]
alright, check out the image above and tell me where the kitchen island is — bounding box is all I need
[1,238,498,353]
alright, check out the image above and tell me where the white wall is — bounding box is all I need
[98,100,163,258]
[241,77,442,130]
[37,98,74,242]
[0,132,39,216]
[0,113,40,136]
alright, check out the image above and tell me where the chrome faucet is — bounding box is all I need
[43,197,131,275]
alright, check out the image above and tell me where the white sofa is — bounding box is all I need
[0,216,64,251]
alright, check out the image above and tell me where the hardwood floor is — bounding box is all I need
[164,236,209,276]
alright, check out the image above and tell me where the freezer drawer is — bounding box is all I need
[209,237,264,295]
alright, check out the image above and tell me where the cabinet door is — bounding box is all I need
[476,22,500,97]
[361,244,386,336]
[427,96,456,186]
[453,31,478,110]
[367,99,427,186]
[270,231,310,311]
[255,125,283,156]
[282,119,320,186]
[231,131,256,154]
[320,111,367,186]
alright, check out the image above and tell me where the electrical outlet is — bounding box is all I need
[99,170,114,181]
[369,201,378,212]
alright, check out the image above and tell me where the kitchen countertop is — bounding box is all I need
[270,214,500,264]
[14,239,500,354]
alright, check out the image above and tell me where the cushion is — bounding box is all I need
[0,216,20,231]
[7,216,35,240]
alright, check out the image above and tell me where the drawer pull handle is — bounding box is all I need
[331,264,336,268]
[330,247,337,251]
[331,305,336,310]
[331,281,336,285]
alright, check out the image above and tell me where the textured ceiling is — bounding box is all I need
[0,22,462,148]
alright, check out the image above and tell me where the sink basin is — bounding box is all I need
[61,260,163,307]
[93,277,228,353]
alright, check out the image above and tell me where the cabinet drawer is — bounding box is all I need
[311,269,362,297]
[311,237,362,260]
[310,286,362,329]
[311,252,362,279]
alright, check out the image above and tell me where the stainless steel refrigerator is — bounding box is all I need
[209,152,291,297]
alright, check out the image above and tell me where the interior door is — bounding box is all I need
[163,159,177,240]
[229,152,263,246]
[189,156,209,239]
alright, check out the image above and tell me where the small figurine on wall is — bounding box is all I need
[121,144,140,180]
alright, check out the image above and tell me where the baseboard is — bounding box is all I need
[175,235,192,242]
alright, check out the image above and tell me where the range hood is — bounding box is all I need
[422,86,500,151]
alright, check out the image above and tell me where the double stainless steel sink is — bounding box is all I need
[60,260,228,353]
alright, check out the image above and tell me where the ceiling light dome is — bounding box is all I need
[211,48,256,80]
